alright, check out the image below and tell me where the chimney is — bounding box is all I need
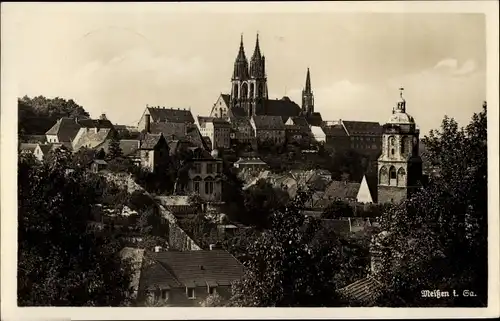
[145,114,151,133]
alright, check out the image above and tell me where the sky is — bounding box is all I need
[3,3,487,135]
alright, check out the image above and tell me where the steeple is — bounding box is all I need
[305,67,312,93]
[232,34,249,80]
[250,33,264,78]
[302,67,314,115]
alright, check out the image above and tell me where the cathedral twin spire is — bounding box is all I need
[232,34,265,80]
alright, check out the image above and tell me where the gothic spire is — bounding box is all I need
[251,32,262,60]
[305,67,311,93]
[233,34,249,80]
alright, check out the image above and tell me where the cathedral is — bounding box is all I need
[377,88,423,204]
[210,34,323,126]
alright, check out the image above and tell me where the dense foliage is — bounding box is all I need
[229,190,350,307]
[376,102,487,307]
[18,95,90,135]
[18,149,133,306]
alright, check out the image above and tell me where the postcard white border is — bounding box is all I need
[1,1,499,319]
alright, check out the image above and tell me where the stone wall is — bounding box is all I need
[377,185,407,204]
[102,172,202,251]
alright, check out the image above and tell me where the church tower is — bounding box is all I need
[301,68,314,116]
[230,35,250,111]
[377,88,423,204]
[247,33,268,116]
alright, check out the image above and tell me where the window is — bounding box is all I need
[205,181,214,195]
[390,167,397,179]
[161,290,170,301]
[187,288,195,299]
[194,181,200,193]
[206,163,213,174]
[208,286,217,295]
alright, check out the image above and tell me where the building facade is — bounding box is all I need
[377,89,423,204]
[195,116,231,150]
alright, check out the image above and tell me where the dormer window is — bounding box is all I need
[208,286,217,295]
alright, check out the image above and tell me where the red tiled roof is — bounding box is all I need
[151,250,244,287]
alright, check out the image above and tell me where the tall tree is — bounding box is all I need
[107,133,123,160]
[229,190,346,307]
[18,148,133,306]
[376,102,487,307]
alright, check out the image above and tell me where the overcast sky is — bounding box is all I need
[4,3,486,135]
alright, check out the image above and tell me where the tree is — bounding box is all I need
[107,133,123,160]
[229,190,347,307]
[321,200,354,219]
[18,149,133,306]
[18,95,90,135]
[242,179,290,229]
[201,292,225,307]
[375,102,487,307]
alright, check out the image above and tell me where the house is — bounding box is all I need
[284,116,311,143]
[136,249,245,306]
[209,93,231,119]
[45,117,83,143]
[91,159,108,173]
[138,133,170,173]
[195,116,231,150]
[71,118,116,151]
[250,115,286,145]
[228,116,255,143]
[233,157,268,170]
[322,123,349,152]
[186,147,224,203]
[137,106,194,136]
[34,143,55,161]
[19,143,38,157]
[342,120,382,156]
[323,180,361,203]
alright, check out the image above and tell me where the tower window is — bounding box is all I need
[391,148,395,155]
[390,168,397,179]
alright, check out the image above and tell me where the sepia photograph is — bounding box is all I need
[1,1,499,319]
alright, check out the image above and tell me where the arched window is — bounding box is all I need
[192,176,202,194]
[401,136,407,155]
[397,167,406,186]
[379,166,389,185]
[388,136,395,156]
[389,166,397,185]
[249,83,255,98]
[241,83,248,99]
[204,176,215,195]
[233,85,239,98]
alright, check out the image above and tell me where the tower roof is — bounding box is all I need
[233,34,249,80]
[387,88,415,125]
[251,33,262,61]
[305,68,312,92]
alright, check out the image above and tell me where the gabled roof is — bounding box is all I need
[147,107,194,123]
[72,128,113,151]
[140,133,166,150]
[338,276,384,306]
[151,250,244,287]
[19,143,38,152]
[220,94,230,106]
[324,180,361,200]
[22,135,47,143]
[45,117,82,142]
[306,112,323,126]
[251,115,285,130]
[96,139,141,156]
[77,118,114,129]
[234,157,267,165]
[322,124,348,137]
[342,121,382,136]
[149,122,185,139]
[288,116,310,128]
[38,144,53,155]
[265,97,302,120]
